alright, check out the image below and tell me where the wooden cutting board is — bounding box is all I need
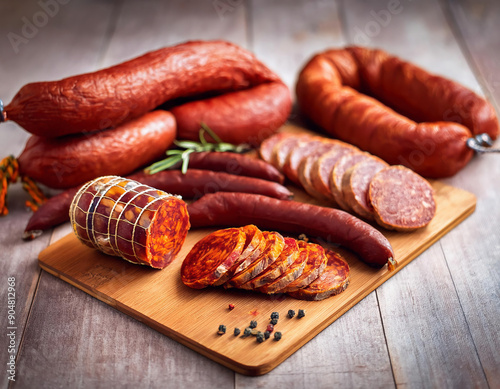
[38,180,476,376]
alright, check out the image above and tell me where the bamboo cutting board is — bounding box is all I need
[38,180,476,376]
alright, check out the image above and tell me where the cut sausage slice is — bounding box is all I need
[181,227,246,288]
[283,139,328,185]
[259,132,291,164]
[369,165,436,231]
[288,248,350,301]
[70,176,190,269]
[257,240,309,294]
[342,157,388,220]
[279,242,327,293]
[297,142,339,200]
[212,224,265,286]
[272,134,312,171]
[241,237,299,290]
[330,152,372,211]
[226,230,285,288]
[309,145,360,201]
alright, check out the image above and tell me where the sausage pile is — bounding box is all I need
[295,46,499,178]
[2,40,291,190]
[260,132,436,231]
[70,176,190,269]
[181,225,350,301]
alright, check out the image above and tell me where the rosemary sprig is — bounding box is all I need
[145,123,250,175]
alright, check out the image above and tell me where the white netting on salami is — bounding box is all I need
[70,175,188,268]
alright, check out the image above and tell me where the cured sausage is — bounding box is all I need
[296,46,499,178]
[185,151,284,184]
[279,242,327,293]
[272,134,311,171]
[23,168,292,236]
[18,110,176,189]
[70,176,190,269]
[259,132,291,163]
[128,169,293,200]
[288,248,350,301]
[283,139,330,185]
[369,166,436,231]
[341,157,388,220]
[4,40,291,144]
[241,237,299,290]
[181,227,246,288]
[187,192,395,267]
[257,240,309,294]
[226,231,285,288]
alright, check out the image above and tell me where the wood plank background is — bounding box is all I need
[0,0,498,387]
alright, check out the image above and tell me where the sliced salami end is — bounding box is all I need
[279,242,327,293]
[369,165,437,231]
[283,139,327,186]
[181,227,246,288]
[288,248,350,301]
[273,135,311,171]
[342,158,388,220]
[212,224,265,286]
[259,132,291,164]
[258,240,309,294]
[70,176,190,269]
[226,230,285,288]
[330,152,372,211]
[242,237,299,290]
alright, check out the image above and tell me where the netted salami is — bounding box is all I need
[70,175,190,269]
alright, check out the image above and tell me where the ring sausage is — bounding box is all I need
[187,192,395,267]
[4,40,291,145]
[296,46,499,178]
[18,110,176,189]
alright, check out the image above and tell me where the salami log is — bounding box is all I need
[369,166,436,231]
[181,227,246,288]
[288,248,350,301]
[296,46,499,177]
[4,40,291,145]
[70,176,190,269]
[18,110,176,189]
[187,192,395,267]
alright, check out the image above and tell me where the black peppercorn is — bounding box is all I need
[271,312,279,320]
[274,331,282,341]
[217,325,226,335]
[287,310,295,318]
[234,328,241,336]
[250,320,257,328]
[297,309,305,318]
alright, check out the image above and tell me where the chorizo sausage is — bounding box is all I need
[18,110,176,189]
[4,40,290,144]
[187,192,395,267]
[70,176,190,269]
[184,151,284,184]
[296,46,499,178]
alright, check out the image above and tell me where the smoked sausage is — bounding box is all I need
[187,192,395,267]
[18,110,176,189]
[4,40,291,144]
[296,46,499,178]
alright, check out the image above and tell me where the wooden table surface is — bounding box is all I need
[1,0,499,388]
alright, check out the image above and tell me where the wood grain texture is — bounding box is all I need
[38,177,476,376]
[342,0,497,387]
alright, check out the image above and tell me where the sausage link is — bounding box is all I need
[187,192,394,267]
[185,151,284,184]
[18,110,176,189]
[4,40,288,140]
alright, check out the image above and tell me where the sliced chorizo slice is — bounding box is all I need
[70,176,190,269]
[259,132,292,164]
[330,152,371,211]
[181,227,246,289]
[226,231,285,288]
[341,157,388,220]
[212,224,265,286]
[369,165,436,231]
[288,248,350,301]
[187,192,395,267]
[309,144,359,201]
[257,240,309,294]
[279,242,327,293]
[241,237,299,290]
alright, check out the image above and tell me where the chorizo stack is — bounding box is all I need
[259,132,436,231]
[70,176,190,269]
[180,225,350,301]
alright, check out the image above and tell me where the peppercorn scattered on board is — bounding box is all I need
[38,180,475,376]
